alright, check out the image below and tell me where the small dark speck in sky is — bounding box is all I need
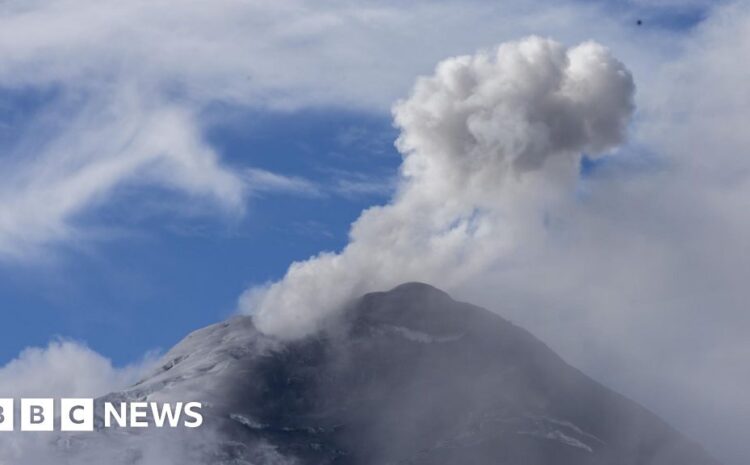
[636,19,643,26]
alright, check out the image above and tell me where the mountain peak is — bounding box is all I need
[79,283,718,465]
[381,281,451,297]
[352,282,479,336]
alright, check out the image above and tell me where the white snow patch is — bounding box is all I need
[385,325,464,344]
[542,416,604,445]
[519,429,594,453]
[230,413,267,430]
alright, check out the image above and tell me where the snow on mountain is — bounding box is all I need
[33,283,720,465]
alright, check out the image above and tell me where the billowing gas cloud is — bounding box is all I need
[244,7,750,463]
[0,339,154,398]
[0,340,153,464]
[243,37,635,338]
[0,0,656,261]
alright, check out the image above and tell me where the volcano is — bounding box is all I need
[77,283,719,464]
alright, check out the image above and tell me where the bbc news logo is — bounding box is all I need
[0,398,203,432]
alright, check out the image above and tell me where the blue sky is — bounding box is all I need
[2,2,750,463]
[0,0,709,365]
[0,106,399,364]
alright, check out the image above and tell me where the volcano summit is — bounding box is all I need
[43,283,718,465]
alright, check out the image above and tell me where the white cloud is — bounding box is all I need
[0,339,154,399]
[245,167,394,199]
[0,90,245,260]
[0,0,660,110]
[240,4,750,464]
[0,340,286,465]
[2,0,747,462]
[245,36,635,337]
[245,168,322,197]
[0,340,165,464]
[332,175,395,198]
[0,0,676,259]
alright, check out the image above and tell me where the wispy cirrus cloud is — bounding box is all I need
[244,168,322,197]
[0,0,678,260]
[0,91,245,261]
[332,175,395,198]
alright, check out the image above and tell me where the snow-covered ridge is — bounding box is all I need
[517,415,605,454]
[379,324,465,344]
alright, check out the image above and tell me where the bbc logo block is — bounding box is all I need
[0,399,13,431]
[60,398,94,432]
[0,398,93,432]
[0,398,203,432]
[21,398,54,431]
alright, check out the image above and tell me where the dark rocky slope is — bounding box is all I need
[91,282,719,465]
